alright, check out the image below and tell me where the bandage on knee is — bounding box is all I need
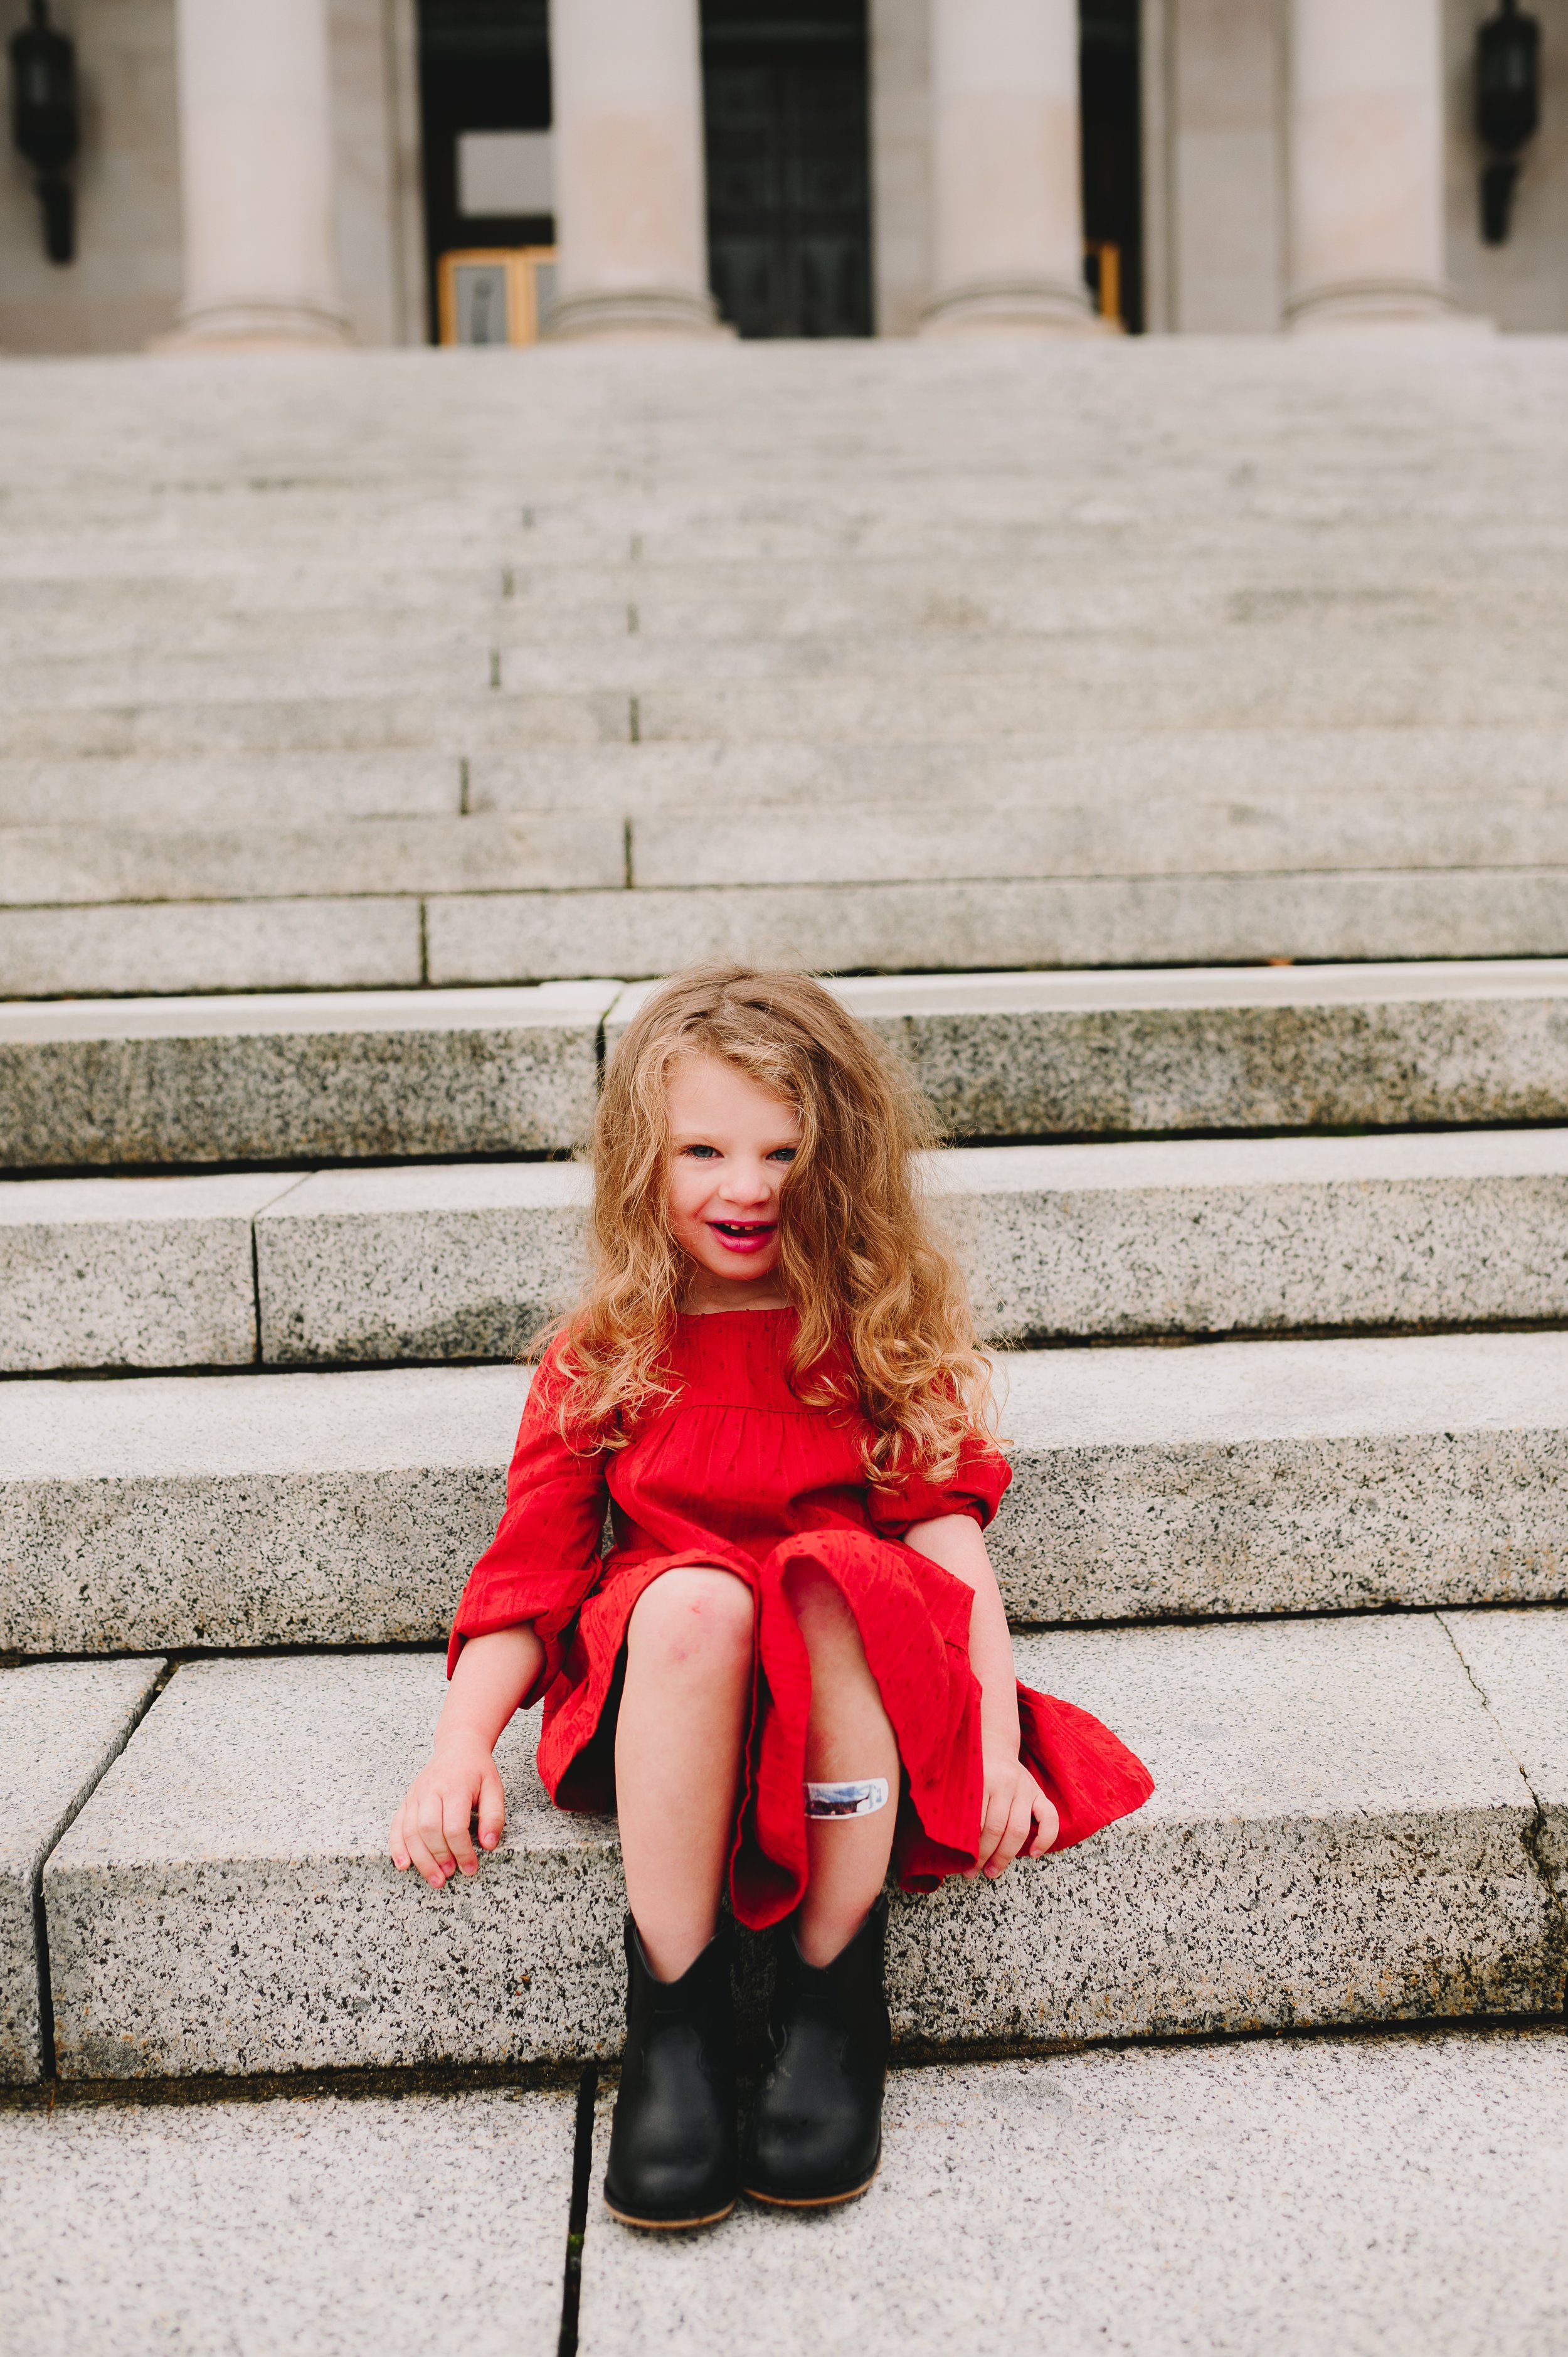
[804,1777,889,1820]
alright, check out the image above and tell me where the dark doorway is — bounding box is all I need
[1080,0,1143,333]
[417,0,553,343]
[701,0,873,339]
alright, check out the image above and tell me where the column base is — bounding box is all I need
[151,299,353,353]
[1285,279,1486,334]
[918,277,1110,336]
[543,287,732,341]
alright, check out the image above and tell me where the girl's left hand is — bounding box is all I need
[972,1748,1060,1879]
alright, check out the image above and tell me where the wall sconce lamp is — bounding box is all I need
[9,0,78,264]
[1476,0,1542,245]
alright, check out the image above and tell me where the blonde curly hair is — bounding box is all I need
[546,962,996,1484]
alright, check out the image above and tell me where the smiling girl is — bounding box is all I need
[390,965,1152,2230]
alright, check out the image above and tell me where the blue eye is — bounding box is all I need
[682,1144,720,1158]
[769,1147,797,1163]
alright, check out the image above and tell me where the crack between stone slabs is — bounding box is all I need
[558,2065,598,2357]
[1436,1610,1568,2011]
[7,2016,1565,2121]
[29,1658,177,2081]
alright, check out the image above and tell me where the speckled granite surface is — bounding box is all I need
[581,2033,1568,2357]
[7,1336,1568,1652]
[41,1620,1564,2078]
[0,982,613,1168]
[0,2088,573,2357]
[0,1172,297,1371]
[0,1658,163,2080]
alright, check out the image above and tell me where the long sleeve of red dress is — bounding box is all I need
[448,1339,610,1700]
[446,1307,1153,1929]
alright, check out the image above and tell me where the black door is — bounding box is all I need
[1080,0,1143,333]
[702,1,873,339]
[418,0,553,342]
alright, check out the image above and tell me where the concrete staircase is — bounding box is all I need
[3,340,1567,2354]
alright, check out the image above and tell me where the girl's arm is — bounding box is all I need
[389,1622,545,1890]
[904,1513,1059,1876]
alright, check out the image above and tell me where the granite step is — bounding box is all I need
[11,799,1568,913]
[7,962,1568,1171]
[7,644,1565,759]
[4,722,1555,833]
[10,867,1568,999]
[0,751,465,830]
[577,2033,1568,2357]
[1,814,622,908]
[38,1613,1568,2080]
[0,1656,164,2082]
[4,2034,1565,2352]
[6,1332,1568,1654]
[0,689,630,761]
[0,2082,574,2355]
[9,1128,1568,1374]
[0,982,615,1171]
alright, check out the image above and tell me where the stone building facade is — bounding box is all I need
[2,0,1565,354]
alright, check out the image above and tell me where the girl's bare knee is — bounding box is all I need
[628,1566,755,1675]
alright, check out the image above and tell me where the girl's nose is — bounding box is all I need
[718,1159,773,1204]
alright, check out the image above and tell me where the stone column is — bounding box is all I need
[920,0,1098,334]
[1285,0,1458,329]
[546,0,724,339]
[167,0,350,347]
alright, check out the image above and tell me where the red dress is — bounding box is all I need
[450,1306,1153,1929]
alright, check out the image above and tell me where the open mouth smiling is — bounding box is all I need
[709,1220,777,1253]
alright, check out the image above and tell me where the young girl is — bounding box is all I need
[390,965,1152,2230]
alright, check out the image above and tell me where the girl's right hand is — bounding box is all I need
[389,1735,506,1889]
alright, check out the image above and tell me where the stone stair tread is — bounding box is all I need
[7,959,1568,1164]
[13,802,1568,910]
[0,981,612,1169]
[39,1616,1564,2077]
[3,814,623,907]
[13,1125,1568,1371]
[417,874,1568,994]
[9,725,1562,837]
[6,1333,1568,1648]
[0,2087,573,2354]
[0,1169,300,1373]
[4,2036,1564,2351]
[0,1656,164,2082]
[0,898,426,998]
[1439,1609,1568,1884]
[0,751,464,830]
[0,690,631,759]
[580,2034,1568,2357]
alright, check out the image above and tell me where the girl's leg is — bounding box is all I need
[616,1565,755,1982]
[784,1562,899,1967]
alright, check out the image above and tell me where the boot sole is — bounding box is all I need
[603,2196,737,2231]
[741,2160,880,2210]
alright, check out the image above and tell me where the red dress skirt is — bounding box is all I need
[450,1305,1153,1930]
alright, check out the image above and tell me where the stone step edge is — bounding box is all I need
[9,957,1568,1173]
[8,1334,1568,1649]
[9,875,1568,1004]
[11,1125,1568,1375]
[30,1613,1568,2081]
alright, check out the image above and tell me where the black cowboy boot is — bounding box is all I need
[741,1896,890,2206]
[603,1913,738,2229]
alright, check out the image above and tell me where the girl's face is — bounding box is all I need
[665,1052,802,1309]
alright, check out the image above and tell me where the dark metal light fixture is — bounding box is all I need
[9,0,78,265]
[1475,0,1542,245]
